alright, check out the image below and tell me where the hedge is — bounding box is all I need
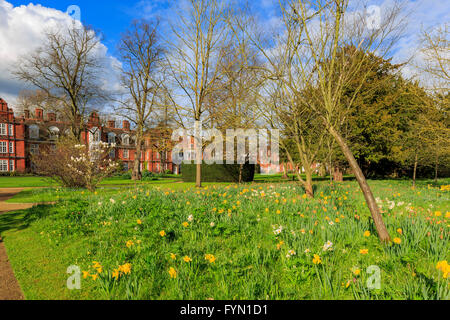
[181,162,255,183]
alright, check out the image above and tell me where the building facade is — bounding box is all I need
[0,98,176,174]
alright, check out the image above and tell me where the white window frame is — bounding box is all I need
[0,142,6,153]
[8,124,13,136]
[30,144,39,155]
[48,126,60,140]
[0,124,6,135]
[123,149,129,159]
[9,160,14,172]
[122,134,130,145]
[0,160,7,171]
[108,132,116,144]
[9,142,13,153]
[29,125,39,139]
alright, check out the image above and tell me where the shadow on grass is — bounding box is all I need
[0,204,54,238]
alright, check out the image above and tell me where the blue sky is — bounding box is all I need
[0,0,448,105]
[4,0,169,54]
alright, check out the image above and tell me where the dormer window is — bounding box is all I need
[122,134,130,145]
[48,126,60,140]
[29,124,39,139]
[108,132,116,144]
[91,127,101,142]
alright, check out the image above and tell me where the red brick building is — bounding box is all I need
[0,98,177,174]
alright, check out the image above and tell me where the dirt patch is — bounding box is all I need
[0,188,24,202]
[0,203,35,214]
[0,238,24,300]
[0,188,27,300]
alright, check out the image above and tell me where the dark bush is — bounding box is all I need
[181,162,255,183]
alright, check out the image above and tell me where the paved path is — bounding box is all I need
[0,188,27,300]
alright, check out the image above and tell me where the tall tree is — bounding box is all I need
[14,24,105,140]
[240,0,406,242]
[166,0,231,187]
[116,20,164,180]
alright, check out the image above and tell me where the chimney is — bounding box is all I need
[35,108,43,120]
[24,110,30,119]
[107,120,115,128]
[0,98,7,111]
[123,120,130,130]
[47,113,56,122]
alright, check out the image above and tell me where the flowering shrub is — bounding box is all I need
[32,138,119,191]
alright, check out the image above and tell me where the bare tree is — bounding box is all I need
[239,0,406,242]
[15,89,60,115]
[165,0,231,187]
[13,24,105,140]
[116,20,164,180]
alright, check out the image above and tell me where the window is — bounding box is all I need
[109,149,115,159]
[122,134,130,145]
[0,123,6,135]
[48,126,60,140]
[30,144,39,155]
[123,162,128,171]
[123,149,129,159]
[29,125,39,139]
[108,132,116,144]
[8,124,13,136]
[90,127,101,143]
[9,142,13,153]
[9,160,14,172]
[0,142,6,153]
[0,160,7,172]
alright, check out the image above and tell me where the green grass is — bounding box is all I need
[1,178,449,300]
[0,176,58,188]
[0,176,181,188]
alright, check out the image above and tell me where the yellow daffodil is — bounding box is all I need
[312,254,322,264]
[168,267,177,279]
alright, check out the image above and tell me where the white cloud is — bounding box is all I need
[0,0,121,110]
[364,0,450,82]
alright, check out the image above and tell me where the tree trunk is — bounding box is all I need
[412,152,418,188]
[239,164,244,184]
[318,164,326,177]
[333,166,344,182]
[328,125,390,243]
[195,163,202,188]
[132,133,142,181]
[282,163,288,179]
[434,154,438,183]
[305,167,314,198]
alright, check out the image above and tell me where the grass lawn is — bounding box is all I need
[0,178,449,300]
[0,175,181,189]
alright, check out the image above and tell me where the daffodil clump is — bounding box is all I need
[19,178,449,300]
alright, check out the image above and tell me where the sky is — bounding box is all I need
[0,0,448,109]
